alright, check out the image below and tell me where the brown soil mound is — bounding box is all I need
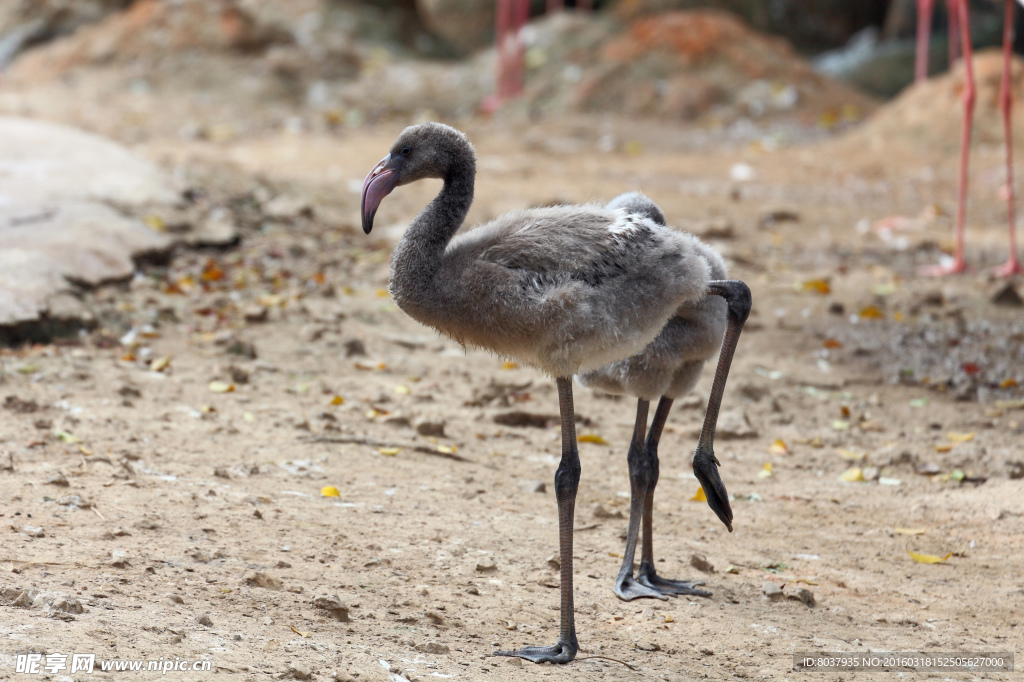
[520,10,876,128]
[849,50,1024,154]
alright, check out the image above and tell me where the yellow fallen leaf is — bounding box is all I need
[946,431,975,443]
[661,613,674,623]
[840,467,865,482]
[837,448,866,462]
[378,447,401,456]
[1000,378,1018,389]
[801,279,831,295]
[219,587,232,593]
[893,311,905,322]
[578,434,608,445]
[243,411,256,422]
[608,552,623,559]
[78,445,92,456]
[792,578,819,586]
[437,445,456,454]
[894,527,925,535]
[502,361,519,370]
[375,288,390,298]
[289,625,310,637]
[150,355,172,372]
[768,439,788,455]
[209,381,234,393]
[691,487,707,502]
[832,420,850,430]
[143,214,165,231]
[394,385,411,395]
[858,305,884,319]
[330,396,344,405]
[934,443,953,453]
[355,361,387,371]
[321,486,341,498]
[907,547,952,564]
[757,462,773,478]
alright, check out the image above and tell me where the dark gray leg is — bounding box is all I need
[495,377,580,663]
[613,399,666,601]
[635,397,711,598]
[692,280,752,533]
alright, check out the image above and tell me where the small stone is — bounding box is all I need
[110,550,130,568]
[167,594,184,605]
[415,418,447,438]
[1,450,13,471]
[46,596,84,620]
[862,466,880,482]
[228,365,250,384]
[465,586,479,595]
[312,594,351,622]
[518,479,546,494]
[690,553,715,573]
[21,525,44,538]
[545,554,560,569]
[788,588,816,607]
[716,409,758,439]
[592,503,623,519]
[263,616,274,625]
[264,195,312,221]
[475,558,497,573]
[45,471,69,487]
[415,642,449,654]
[289,662,312,680]
[226,340,257,359]
[197,613,213,626]
[991,282,1024,308]
[635,641,661,652]
[343,338,366,357]
[243,304,268,323]
[762,581,785,601]
[245,571,284,591]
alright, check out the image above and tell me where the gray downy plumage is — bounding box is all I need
[358,123,718,665]
[579,191,735,603]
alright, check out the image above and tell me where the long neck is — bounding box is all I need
[390,157,475,314]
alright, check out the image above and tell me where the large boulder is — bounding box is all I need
[0,117,178,342]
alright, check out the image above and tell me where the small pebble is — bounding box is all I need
[197,613,213,626]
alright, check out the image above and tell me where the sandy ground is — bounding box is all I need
[2,114,1024,682]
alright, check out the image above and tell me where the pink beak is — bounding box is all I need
[360,154,400,234]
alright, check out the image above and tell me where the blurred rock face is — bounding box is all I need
[416,0,495,54]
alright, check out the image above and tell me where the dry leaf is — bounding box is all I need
[840,467,865,482]
[946,431,975,443]
[691,487,707,502]
[150,355,172,372]
[289,625,311,637]
[354,361,387,371]
[801,279,831,295]
[757,462,773,478]
[858,305,884,319]
[608,552,623,559]
[436,445,456,454]
[394,385,411,395]
[78,445,92,456]
[792,578,819,586]
[823,338,842,349]
[243,412,256,422]
[837,448,866,461]
[502,361,519,370]
[893,527,925,535]
[1000,378,1018,389]
[55,430,80,443]
[832,420,850,430]
[578,434,608,445]
[907,547,952,564]
[209,381,234,393]
[768,439,788,455]
[377,447,401,456]
[661,613,674,623]
[934,443,953,453]
[330,396,344,406]
[320,486,341,498]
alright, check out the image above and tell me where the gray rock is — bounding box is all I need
[312,594,351,622]
[716,409,758,439]
[592,503,624,519]
[414,642,450,654]
[690,553,715,573]
[762,581,785,601]
[788,587,816,607]
[45,471,69,487]
[289,663,312,679]
[245,571,284,591]
[415,418,447,438]
[475,557,497,573]
[518,479,546,494]
[197,613,213,626]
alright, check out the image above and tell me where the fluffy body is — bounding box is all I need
[578,194,727,400]
[390,198,711,378]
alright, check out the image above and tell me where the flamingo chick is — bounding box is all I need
[580,192,741,602]
[359,123,747,664]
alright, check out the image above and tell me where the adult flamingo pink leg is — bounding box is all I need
[915,0,1023,276]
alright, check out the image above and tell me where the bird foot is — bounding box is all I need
[993,258,1024,278]
[494,639,578,664]
[636,567,712,598]
[614,573,669,601]
[919,257,967,277]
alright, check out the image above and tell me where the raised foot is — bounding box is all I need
[993,258,1024,277]
[919,258,966,277]
[494,640,578,664]
[614,573,669,601]
[693,447,733,531]
[637,570,712,598]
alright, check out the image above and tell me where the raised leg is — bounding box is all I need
[995,0,1023,277]
[613,399,667,601]
[634,396,711,598]
[916,0,936,82]
[922,0,973,276]
[496,377,580,663]
[691,280,751,531]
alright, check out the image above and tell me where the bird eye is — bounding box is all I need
[400,146,411,156]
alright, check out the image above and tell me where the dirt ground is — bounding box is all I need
[3,88,1024,681]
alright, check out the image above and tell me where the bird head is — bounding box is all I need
[360,122,476,234]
